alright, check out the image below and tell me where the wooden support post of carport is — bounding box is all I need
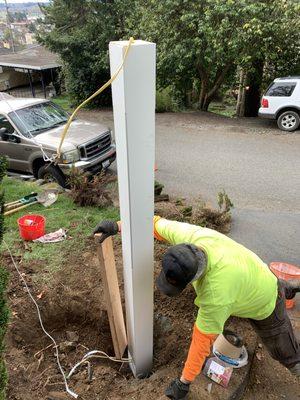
[27,69,35,98]
[40,70,47,99]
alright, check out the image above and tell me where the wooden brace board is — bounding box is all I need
[95,235,127,359]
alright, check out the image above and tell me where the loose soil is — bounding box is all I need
[3,238,299,399]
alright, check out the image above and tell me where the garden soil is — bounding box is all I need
[3,238,299,400]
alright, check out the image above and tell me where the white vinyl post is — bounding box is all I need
[109,40,156,377]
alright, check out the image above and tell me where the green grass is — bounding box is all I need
[52,94,73,112]
[2,177,119,280]
[208,101,236,118]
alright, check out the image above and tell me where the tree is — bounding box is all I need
[38,0,130,106]
[129,0,300,111]
[237,0,300,116]
[38,0,300,112]
[0,157,9,400]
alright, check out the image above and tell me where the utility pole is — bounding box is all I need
[4,0,15,53]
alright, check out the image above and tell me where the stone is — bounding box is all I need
[66,331,79,342]
[58,341,76,353]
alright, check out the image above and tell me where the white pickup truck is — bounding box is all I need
[0,94,116,186]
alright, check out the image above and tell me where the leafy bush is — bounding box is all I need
[156,87,179,112]
[0,156,8,399]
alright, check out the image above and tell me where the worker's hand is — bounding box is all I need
[93,220,119,243]
[165,378,190,399]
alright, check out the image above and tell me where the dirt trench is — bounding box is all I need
[3,238,282,400]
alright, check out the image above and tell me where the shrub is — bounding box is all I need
[156,87,179,113]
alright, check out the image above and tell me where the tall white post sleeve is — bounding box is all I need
[109,40,156,377]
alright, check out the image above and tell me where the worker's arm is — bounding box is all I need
[154,216,201,244]
[165,323,217,399]
[93,220,120,242]
[181,303,231,382]
[181,324,217,382]
[93,216,199,245]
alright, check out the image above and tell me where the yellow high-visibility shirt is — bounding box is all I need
[154,217,278,334]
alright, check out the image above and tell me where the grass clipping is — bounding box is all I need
[155,190,234,234]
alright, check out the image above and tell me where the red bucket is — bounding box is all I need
[18,214,46,241]
[270,262,300,309]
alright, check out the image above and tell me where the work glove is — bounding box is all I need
[165,378,190,399]
[93,220,119,243]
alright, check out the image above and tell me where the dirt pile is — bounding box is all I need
[155,190,233,234]
[4,239,256,400]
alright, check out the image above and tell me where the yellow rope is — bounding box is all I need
[57,37,135,158]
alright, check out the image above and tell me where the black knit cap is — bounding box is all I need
[156,243,206,296]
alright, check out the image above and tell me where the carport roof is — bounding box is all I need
[0,45,61,71]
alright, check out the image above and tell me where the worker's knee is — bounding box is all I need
[289,362,300,377]
[257,328,300,370]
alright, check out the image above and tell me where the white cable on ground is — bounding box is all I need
[3,240,78,399]
[67,350,131,380]
[4,241,132,396]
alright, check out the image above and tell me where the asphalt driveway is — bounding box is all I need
[84,109,300,265]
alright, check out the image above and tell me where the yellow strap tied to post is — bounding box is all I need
[57,37,135,159]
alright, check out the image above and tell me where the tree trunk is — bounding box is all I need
[199,79,208,109]
[236,67,247,117]
[198,64,231,111]
[244,59,264,117]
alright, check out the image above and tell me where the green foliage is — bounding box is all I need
[0,156,8,399]
[38,0,300,112]
[130,0,300,110]
[38,0,130,106]
[156,87,179,112]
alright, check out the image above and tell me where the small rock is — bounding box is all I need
[46,392,69,400]
[66,331,79,342]
[206,383,213,394]
[58,341,76,352]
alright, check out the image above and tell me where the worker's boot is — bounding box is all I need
[279,279,300,300]
[289,363,300,377]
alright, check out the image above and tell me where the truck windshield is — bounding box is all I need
[9,101,69,137]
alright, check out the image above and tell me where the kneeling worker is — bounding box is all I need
[93,216,300,400]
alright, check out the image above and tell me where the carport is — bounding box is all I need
[0,45,61,98]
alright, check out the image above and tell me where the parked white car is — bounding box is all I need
[259,76,300,132]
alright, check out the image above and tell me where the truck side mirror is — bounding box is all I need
[0,128,9,141]
[0,129,21,143]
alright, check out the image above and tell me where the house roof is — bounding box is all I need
[0,45,61,71]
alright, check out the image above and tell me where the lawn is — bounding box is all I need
[2,177,119,281]
[208,101,236,118]
[52,94,73,112]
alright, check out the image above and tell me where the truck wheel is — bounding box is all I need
[277,111,300,132]
[37,164,67,187]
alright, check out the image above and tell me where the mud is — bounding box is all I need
[4,239,257,399]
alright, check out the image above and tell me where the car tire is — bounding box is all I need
[37,164,67,187]
[277,111,300,132]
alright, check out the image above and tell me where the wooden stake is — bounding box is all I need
[95,234,127,359]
